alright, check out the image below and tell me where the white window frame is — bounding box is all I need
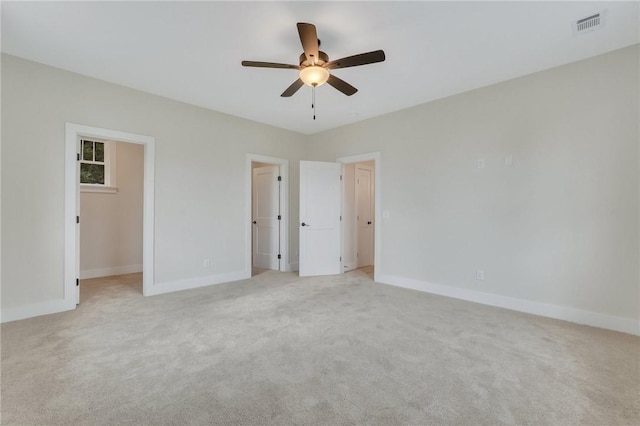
[79,138,117,193]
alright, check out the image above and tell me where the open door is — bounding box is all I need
[299,161,342,277]
[252,165,280,270]
[356,164,374,267]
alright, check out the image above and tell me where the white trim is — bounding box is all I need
[80,184,118,194]
[337,152,382,283]
[66,123,155,306]
[146,270,248,297]
[377,273,640,336]
[245,154,289,276]
[106,140,117,187]
[80,264,143,280]
[1,299,76,323]
[64,125,79,308]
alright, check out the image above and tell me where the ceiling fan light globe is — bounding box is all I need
[299,66,329,87]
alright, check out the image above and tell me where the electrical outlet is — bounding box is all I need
[476,159,485,169]
[476,269,485,281]
[203,259,210,268]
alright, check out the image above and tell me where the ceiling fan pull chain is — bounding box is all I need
[312,84,316,120]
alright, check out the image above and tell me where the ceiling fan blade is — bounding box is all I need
[326,50,386,70]
[327,74,358,96]
[241,61,300,70]
[297,22,319,64]
[281,79,305,97]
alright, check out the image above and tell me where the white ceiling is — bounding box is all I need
[2,1,638,135]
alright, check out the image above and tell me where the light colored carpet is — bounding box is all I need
[2,269,639,425]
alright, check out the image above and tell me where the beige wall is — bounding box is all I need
[80,142,144,277]
[2,45,638,330]
[307,45,639,324]
[1,54,305,311]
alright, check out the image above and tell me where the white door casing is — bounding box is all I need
[356,164,374,267]
[341,164,357,272]
[65,123,155,306]
[252,165,280,270]
[299,161,342,277]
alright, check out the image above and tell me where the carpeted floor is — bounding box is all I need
[2,269,639,425]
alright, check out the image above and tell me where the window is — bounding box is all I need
[80,139,117,193]
[80,139,105,184]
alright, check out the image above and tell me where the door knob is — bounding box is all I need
[252,221,257,224]
[301,222,309,227]
[368,221,372,225]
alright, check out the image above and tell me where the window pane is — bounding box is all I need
[80,163,105,184]
[83,140,94,161]
[95,142,104,162]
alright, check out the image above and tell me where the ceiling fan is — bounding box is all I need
[241,22,385,98]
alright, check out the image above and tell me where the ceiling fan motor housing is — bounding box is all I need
[299,51,329,67]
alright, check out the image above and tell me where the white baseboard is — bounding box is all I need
[80,264,143,279]
[1,299,76,323]
[145,270,249,296]
[287,262,299,272]
[376,273,640,336]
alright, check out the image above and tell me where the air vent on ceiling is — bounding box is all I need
[574,13,603,34]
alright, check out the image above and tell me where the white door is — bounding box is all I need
[252,165,280,270]
[341,164,357,272]
[299,161,342,277]
[356,164,374,267]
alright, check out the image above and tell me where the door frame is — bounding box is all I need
[337,152,381,282]
[245,154,289,274]
[65,123,155,303]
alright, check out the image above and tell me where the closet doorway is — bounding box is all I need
[341,161,375,276]
[298,153,380,281]
[79,140,144,301]
[64,123,155,307]
[246,154,289,276]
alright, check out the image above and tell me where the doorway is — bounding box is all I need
[298,152,381,282]
[338,153,380,283]
[246,154,289,276]
[342,161,375,274]
[79,140,144,301]
[65,123,155,307]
